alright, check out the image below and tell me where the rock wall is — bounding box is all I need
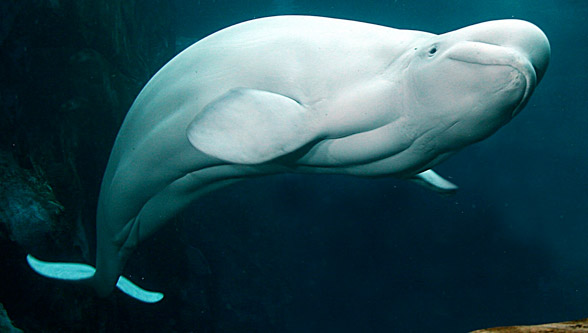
[0,303,23,333]
[0,0,176,330]
[0,0,175,252]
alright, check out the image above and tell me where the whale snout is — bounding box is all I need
[458,19,551,83]
[477,20,550,116]
[490,20,550,83]
[443,19,550,117]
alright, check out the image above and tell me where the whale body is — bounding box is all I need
[27,16,550,303]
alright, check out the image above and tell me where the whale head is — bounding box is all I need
[407,19,550,148]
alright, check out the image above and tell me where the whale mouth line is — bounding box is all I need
[509,64,534,117]
[447,53,536,118]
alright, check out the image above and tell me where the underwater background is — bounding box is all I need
[0,0,586,332]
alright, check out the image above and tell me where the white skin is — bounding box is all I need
[35,16,552,298]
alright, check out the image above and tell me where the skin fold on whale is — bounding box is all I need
[26,15,550,303]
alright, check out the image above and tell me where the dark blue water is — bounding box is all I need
[2,0,587,332]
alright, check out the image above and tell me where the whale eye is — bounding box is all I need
[428,46,437,56]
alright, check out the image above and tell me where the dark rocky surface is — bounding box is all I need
[472,318,588,332]
[0,303,23,333]
[0,0,181,331]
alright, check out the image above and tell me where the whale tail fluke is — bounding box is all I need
[114,275,164,303]
[26,254,164,303]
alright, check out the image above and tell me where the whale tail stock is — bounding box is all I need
[26,254,164,303]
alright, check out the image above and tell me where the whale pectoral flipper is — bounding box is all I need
[187,88,317,164]
[411,169,459,194]
[26,255,164,303]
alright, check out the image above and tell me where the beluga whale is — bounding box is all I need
[26,16,550,303]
